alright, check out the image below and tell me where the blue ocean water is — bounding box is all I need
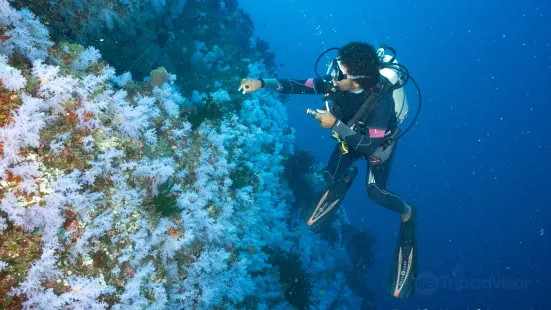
[1,0,550,308]
[240,0,551,309]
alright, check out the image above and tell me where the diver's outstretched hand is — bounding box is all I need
[238,78,262,94]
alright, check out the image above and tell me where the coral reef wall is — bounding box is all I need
[0,0,375,309]
[10,0,277,87]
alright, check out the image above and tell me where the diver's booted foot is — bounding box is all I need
[302,167,358,232]
[387,205,417,299]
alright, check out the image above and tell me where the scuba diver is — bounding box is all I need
[238,41,420,299]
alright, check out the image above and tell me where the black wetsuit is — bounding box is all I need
[265,76,407,214]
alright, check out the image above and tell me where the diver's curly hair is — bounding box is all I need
[338,42,380,89]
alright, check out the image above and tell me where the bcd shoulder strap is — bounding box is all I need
[346,82,385,128]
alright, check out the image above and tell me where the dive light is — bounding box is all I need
[306,108,318,117]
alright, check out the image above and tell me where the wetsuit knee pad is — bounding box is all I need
[366,183,385,204]
[322,170,336,185]
[366,183,407,214]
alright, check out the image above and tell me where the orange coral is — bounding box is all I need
[168,227,184,238]
[83,111,95,122]
[6,172,23,185]
[0,90,20,127]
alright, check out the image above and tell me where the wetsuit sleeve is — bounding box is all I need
[261,77,331,94]
[331,97,394,156]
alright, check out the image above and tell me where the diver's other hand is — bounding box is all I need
[238,78,261,94]
[314,109,337,129]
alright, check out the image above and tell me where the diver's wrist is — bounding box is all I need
[262,78,280,91]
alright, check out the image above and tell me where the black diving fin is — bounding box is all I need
[303,166,358,232]
[387,205,418,299]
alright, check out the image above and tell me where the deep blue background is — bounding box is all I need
[240,0,551,309]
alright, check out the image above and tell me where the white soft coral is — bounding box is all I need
[0,1,53,61]
[32,60,78,111]
[0,94,46,167]
[0,54,26,90]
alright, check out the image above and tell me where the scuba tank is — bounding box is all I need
[378,51,409,124]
